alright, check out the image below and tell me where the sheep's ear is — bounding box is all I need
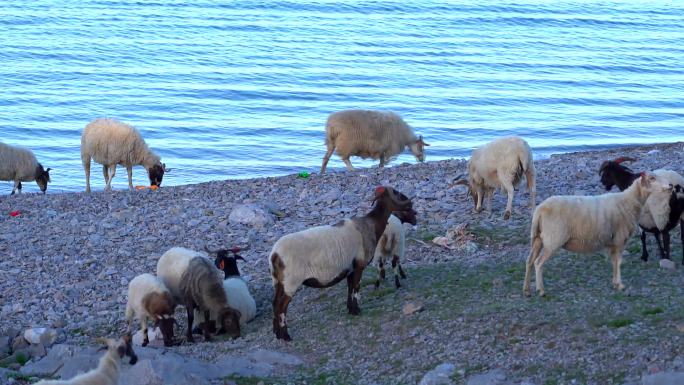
[418,135,430,146]
[235,255,245,261]
[46,168,52,173]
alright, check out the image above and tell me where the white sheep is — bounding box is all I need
[125,273,177,347]
[81,118,166,193]
[0,142,51,194]
[320,109,429,173]
[34,335,137,385]
[523,172,671,297]
[455,136,535,220]
[269,186,413,341]
[374,209,417,289]
[156,247,240,342]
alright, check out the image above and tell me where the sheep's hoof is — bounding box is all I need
[538,290,546,297]
[374,280,380,289]
[614,283,625,291]
[473,207,482,214]
[142,339,149,347]
[186,335,195,343]
[503,211,511,220]
[191,325,203,335]
[399,270,407,279]
[348,305,361,316]
[394,276,401,289]
[523,289,531,297]
[275,329,291,341]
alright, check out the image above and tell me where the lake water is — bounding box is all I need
[1,0,683,193]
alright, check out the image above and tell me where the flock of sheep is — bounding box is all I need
[4,110,683,384]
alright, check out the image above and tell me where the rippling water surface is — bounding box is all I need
[1,1,683,192]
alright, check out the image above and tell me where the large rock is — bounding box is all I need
[229,204,275,227]
[24,328,57,347]
[467,369,508,385]
[419,363,456,385]
[642,372,684,385]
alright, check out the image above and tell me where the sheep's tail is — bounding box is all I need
[529,207,542,244]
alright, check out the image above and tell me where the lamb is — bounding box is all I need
[0,142,51,194]
[34,334,137,385]
[374,209,417,289]
[125,273,177,347]
[156,247,241,342]
[454,136,535,220]
[269,186,413,341]
[523,172,671,297]
[320,109,429,173]
[192,247,257,331]
[599,157,684,264]
[81,118,167,193]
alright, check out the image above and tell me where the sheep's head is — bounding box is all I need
[205,246,247,278]
[393,209,418,226]
[154,314,177,347]
[374,186,413,212]
[218,307,241,339]
[454,174,477,206]
[95,334,138,365]
[598,157,637,191]
[147,162,167,187]
[638,172,673,195]
[408,135,430,163]
[34,164,51,193]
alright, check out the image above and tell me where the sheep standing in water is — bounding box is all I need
[320,109,429,173]
[81,118,166,193]
[0,142,51,194]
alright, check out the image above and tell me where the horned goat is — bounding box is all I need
[269,186,413,341]
[0,142,51,194]
[320,109,429,173]
[523,172,671,297]
[374,209,417,289]
[34,334,137,385]
[125,273,177,347]
[455,136,535,220]
[599,157,684,264]
[81,118,167,193]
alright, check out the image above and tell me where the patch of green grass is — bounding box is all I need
[606,318,634,328]
[641,307,664,316]
[415,230,439,242]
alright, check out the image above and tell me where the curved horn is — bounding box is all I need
[387,187,411,203]
[614,156,636,165]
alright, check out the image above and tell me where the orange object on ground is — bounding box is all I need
[135,185,159,191]
[9,210,20,217]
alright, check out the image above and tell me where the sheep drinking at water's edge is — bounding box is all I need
[320,109,429,173]
[34,334,137,385]
[125,273,177,347]
[0,142,51,194]
[455,136,535,220]
[374,209,417,289]
[81,118,167,193]
[269,186,414,341]
[599,156,684,264]
[523,172,672,297]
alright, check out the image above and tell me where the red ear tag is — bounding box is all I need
[219,261,225,270]
[639,171,645,178]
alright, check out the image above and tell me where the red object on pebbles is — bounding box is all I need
[9,210,21,217]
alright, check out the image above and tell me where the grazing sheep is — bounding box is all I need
[599,157,684,263]
[125,273,177,347]
[523,172,671,297]
[374,209,417,289]
[0,142,51,194]
[455,136,535,220]
[320,109,429,173]
[179,257,241,342]
[34,334,137,385]
[81,118,167,193]
[193,247,257,330]
[269,186,413,341]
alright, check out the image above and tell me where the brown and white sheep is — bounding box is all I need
[320,110,429,173]
[125,273,177,347]
[81,118,166,193]
[455,136,535,220]
[0,142,51,194]
[374,209,417,289]
[523,172,671,297]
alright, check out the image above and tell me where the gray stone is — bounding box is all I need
[642,372,684,385]
[28,343,47,359]
[24,327,57,347]
[21,344,74,376]
[229,204,275,227]
[467,369,507,385]
[419,363,456,385]
[0,336,10,355]
[659,259,676,270]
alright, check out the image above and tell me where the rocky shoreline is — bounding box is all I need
[1,142,684,385]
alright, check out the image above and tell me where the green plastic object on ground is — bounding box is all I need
[297,171,310,178]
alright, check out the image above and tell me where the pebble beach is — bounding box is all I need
[1,142,684,385]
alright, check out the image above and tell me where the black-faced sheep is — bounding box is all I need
[599,157,684,264]
[374,209,417,289]
[81,118,167,193]
[125,273,177,347]
[269,186,413,341]
[34,334,137,385]
[523,172,672,297]
[0,142,51,194]
[320,110,429,173]
[455,136,535,220]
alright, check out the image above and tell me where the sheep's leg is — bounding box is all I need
[141,316,149,347]
[202,310,212,342]
[534,247,555,297]
[640,231,649,262]
[342,157,354,171]
[83,156,92,193]
[346,263,364,315]
[320,144,335,174]
[102,165,109,185]
[525,168,536,209]
[126,165,134,191]
[105,165,116,191]
[398,263,407,279]
[680,219,684,265]
[391,254,401,288]
[610,247,625,291]
[486,189,493,213]
[502,180,515,220]
[658,231,670,260]
[185,305,195,343]
[379,154,385,168]
[524,237,542,296]
[474,187,484,213]
[375,258,385,289]
[11,180,21,194]
[272,282,292,341]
